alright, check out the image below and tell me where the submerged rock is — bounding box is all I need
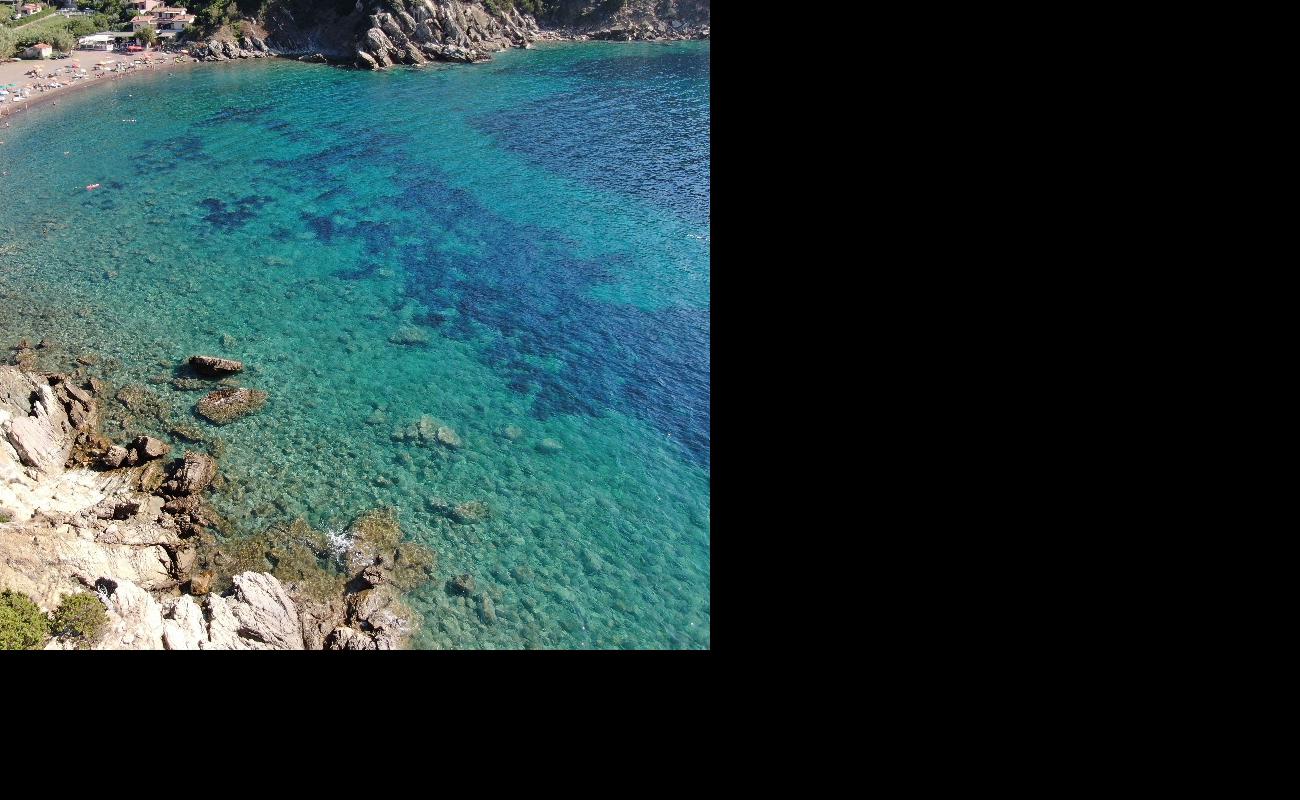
[477,593,496,625]
[536,438,563,454]
[388,326,430,346]
[168,424,206,443]
[435,426,462,448]
[450,500,489,524]
[189,355,244,376]
[449,573,475,596]
[170,377,211,392]
[196,387,267,425]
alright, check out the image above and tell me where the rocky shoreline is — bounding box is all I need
[1,361,438,650]
[190,0,709,70]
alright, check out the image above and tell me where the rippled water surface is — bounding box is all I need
[0,41,710,649]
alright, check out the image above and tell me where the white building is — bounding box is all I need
[78,33,116,51]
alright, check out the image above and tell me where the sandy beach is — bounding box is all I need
[0,50,211,120]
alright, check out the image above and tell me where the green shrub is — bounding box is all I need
[0,588,51,651]
[47,30,74,52]
[68,17,98,37]
[51,593,108,647]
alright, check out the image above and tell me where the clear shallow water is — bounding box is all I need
[0,42,710,649]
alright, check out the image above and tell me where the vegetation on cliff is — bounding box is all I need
[51,593,109,648]
[0,588,50,651]
[0,589,111,650]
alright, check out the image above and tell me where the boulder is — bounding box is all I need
[188,355,244,376]
[326,625,376,650]
[1,381,72,476]
[101,444,129,469]
[364,26,394,55]
[189,569,215,595]
[359,564,384,588]
[344,586,411,649]
[95,578,165,650]
[161,451,217,496]
[132,435,170,461]
[195,387,267,425]
[160,595,206,650]
[56,381,96,430]
[202,572,304,650]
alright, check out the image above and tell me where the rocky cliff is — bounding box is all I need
[537,0,710,41]
[191,0,708,70]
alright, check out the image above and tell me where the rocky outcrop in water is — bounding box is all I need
[188,355,244,377]
[353,0,538,68]
[320,508,436,649]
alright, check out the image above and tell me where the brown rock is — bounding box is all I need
[132,435,171,461]
[195,387,267,425]
[190,569,215,595]
[102,445,129,469]
[189,355,244,376]
[161,452,218,496]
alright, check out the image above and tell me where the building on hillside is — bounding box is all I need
[130,5,194,38]
[23,42,52,59]
[19,2,44,14]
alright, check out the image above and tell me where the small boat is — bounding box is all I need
[86,183,100,190]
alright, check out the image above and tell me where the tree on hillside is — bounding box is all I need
[136,24,156,47]
[48,30,74,52]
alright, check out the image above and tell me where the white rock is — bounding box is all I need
[161,595,206,650]
[96,579,165,650]
[203,572,304,650]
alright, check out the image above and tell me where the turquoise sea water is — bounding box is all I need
[0,42,710,649]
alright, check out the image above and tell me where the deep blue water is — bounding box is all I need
[0,41,710,649]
